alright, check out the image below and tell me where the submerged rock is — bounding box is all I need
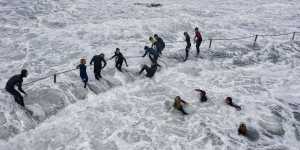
[0,112,6,125]
[294,124,300,141]
[258,117,285,136]
[245,127,260,142]
[293,112,300,122]
[25,88,66,117]
[0,125,19,140]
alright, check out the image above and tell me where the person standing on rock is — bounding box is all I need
[109,48,128,72]
[194,27,203,56]
[184,32,191,61]
[77,58,88,88]
[5,69,28,108]
[154,34,165,55]
[90,53,107,80]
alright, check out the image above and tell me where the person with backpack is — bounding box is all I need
[5,69,28,107]
[76,58,88,88]
[90,53,107,80]
[110,48,128,72]
[194,27,203,56]
[154,34,165,54]
[184,32,191,61]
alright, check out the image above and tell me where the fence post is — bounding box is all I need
[292,32,296,40]
[54,74,57,83]
[209,39,213,48]
[253,35,258,47]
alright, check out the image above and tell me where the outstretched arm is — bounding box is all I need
[90,56,95,65]
[102,59,107,68]
[142,51,147,57]
[110,54,116,60]
[194,89,201,92]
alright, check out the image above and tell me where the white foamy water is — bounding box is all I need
[0,0,300,149]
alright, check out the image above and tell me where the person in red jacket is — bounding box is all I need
[194,27,203,56]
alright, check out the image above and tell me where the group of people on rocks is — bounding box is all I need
[4,28,251,139]
[172,89,253,139]
[5,32,169,111]
[76,34,166,88]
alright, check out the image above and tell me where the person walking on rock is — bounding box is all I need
[194,27,203,56]
[77,58,88,88]
[110,48,128,72]
[90,53,107,80]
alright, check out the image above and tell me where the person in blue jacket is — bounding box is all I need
[76,58,88,88]
[142,46,159,64]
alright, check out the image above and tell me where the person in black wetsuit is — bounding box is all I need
[142,46,159,64]
[5,69,28,107]
[184,32,191,61]
[154,34,165,54]
[138,62,160,78]
[90,53,107,80]
[173,96,188,115]
[225,97,241,111]
[195,89,207,102]
[110,48,128,72]
[76,58,88,88]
